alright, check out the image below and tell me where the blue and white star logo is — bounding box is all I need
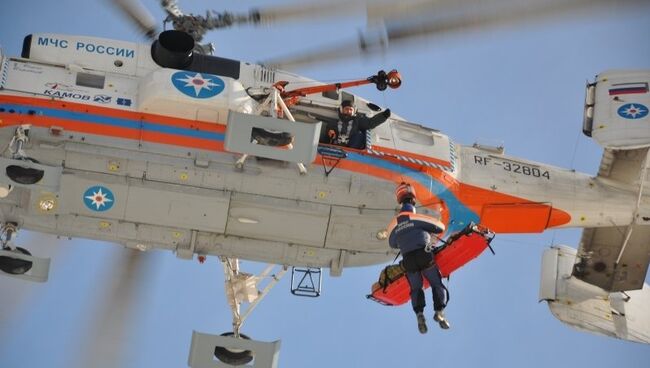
[171,71,225,99]
[83,186,115,212]
[617,103,648,120]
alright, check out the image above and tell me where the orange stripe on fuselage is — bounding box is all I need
[0,95,226,133]
[1,94,571,232]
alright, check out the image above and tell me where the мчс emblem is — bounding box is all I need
[617,103,648,120]
[171,71,225,99]
[83,186,115,212]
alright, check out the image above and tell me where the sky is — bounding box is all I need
[1,0,650,367]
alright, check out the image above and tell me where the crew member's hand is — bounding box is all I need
[328,129,337,143]
[383,108,391,118]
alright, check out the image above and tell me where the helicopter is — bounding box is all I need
[1,0,648,368]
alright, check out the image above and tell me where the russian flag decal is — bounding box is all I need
[609,82,649,96]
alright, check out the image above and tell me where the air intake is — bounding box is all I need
[151,30,194,69]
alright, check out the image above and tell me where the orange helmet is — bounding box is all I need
[395,182,416,204]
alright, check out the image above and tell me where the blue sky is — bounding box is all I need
[1,1,649,367]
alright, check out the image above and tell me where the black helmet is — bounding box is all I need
[340,100,354,108]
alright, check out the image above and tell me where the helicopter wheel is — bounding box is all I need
[213,332,254,366]
[6,158,45,185]
[0,247,33,275]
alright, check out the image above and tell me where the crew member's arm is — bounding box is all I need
[410,214,445,234]
[357,109,391,130]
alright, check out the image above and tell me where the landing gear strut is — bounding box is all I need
[221,258,288,338]
[187,257,286,367]
[0,223,32,275]
[5,125,45,185]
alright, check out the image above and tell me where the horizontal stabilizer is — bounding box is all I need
[573,226,650,292]
[578,145,650,292]
[540,246,650,344]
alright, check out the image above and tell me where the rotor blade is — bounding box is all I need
[262,26,389,70]
[253,0,365,25]
[112,0,158,39]
[263,0,645,70]
[160,0,183,18]
[74,247,157,367]
[364,0,458,23]
[382,0,645,45]
[254,0,451,26]
[161,0,439,43]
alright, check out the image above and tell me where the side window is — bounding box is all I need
[76,72,105,89]
[391,122,453,165]
[322,90,339,100]
[395,124,434,146]
[368,121,396,149]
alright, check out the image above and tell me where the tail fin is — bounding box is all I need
[583,70,650,149]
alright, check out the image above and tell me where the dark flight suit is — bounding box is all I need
[388,205,447,313]
[321,109,391,149]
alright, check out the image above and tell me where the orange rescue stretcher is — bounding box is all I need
[367,224,495,306]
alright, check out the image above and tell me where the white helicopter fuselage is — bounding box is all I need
[0,33,647,275]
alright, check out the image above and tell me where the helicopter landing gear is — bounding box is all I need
[187,258,286,367]
[3,124,46,185]
[0,222,50,282]
[6,159,45,185]
[0,246,33,275]
[213,332,253,366]
[5,125,45,185]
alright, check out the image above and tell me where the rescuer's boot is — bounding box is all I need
[434,310,450,330]
[416,312,428,334]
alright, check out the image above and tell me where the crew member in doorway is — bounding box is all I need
[323,100,391,149]
[387,183,450,334]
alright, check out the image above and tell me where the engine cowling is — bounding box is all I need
[539,245,650,344]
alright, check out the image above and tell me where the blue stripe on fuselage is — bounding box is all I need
[347,152,479,234]
[1,102,476,232]
[0,103,225,141]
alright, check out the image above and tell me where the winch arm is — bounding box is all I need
[280,69,402,99]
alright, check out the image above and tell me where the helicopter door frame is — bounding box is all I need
[0,47,7,89]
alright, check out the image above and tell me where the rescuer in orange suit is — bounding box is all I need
[387,183,450,334]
